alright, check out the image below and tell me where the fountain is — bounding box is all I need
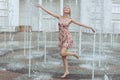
[15,0,118,79]
[104,74,109,80]
[0,0,8,50]
[8,2,15,52]
[92,33,96,80]
[28,29,32,77]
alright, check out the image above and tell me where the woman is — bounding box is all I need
[34,4,95,78]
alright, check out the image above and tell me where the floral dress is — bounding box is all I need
[58,17,73,49]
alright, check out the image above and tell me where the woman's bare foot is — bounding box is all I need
[61,71,69,78]
[73,53,79,59]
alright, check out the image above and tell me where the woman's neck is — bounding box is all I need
[63,13,70,18]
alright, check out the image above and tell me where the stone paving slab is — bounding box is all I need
[0,71,22,80]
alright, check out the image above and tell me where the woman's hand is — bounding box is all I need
[33,4,60,19]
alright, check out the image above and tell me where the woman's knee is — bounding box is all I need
[60,48,66,56]
[60,49,66,57]
[60,52,66,57]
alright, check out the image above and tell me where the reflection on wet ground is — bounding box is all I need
[0,32,120,80]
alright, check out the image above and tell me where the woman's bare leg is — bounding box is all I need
[66,52,79,59]
[61,48,79,59]
[60,48,79,78]
[61,56,69,78]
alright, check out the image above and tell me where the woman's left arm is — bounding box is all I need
[71,19,95,32]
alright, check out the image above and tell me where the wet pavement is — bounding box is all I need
[0,32,120,80]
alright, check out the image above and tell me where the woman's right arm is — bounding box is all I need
[34,4,60,19]
[71,19,95,33]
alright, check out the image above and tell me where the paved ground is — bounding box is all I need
[0,32,120,80]
[0,71,21,80]
[0,46,120,80]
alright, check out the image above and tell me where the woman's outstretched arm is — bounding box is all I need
[71,19,95,32]
[34,4,60,19]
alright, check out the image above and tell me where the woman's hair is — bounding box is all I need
[64,5,71,17]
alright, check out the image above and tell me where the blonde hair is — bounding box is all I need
[64,5,71,16]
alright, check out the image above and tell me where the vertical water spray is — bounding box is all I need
[79,0,83,56]
[43,0,47,64]
[3,0,8,49]
[92,33,96,80]
[74,32,77,53]
[49,0,53,46]
[60,0,63,15]
[44,30,47,64]
[29,29,32,77]
[104,74,109,80]
[99,32,102,67]
[76,0,78,5]
[9,2,15,51]
[24,26,27,56]
[37,0,42,51]
[37,22,40,51]
[75,0,78,54]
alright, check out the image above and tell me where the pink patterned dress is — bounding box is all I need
[58,17,73,49]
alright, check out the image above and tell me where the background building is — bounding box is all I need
[0,0,119,33]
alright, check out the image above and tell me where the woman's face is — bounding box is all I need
[63,6,70,14]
